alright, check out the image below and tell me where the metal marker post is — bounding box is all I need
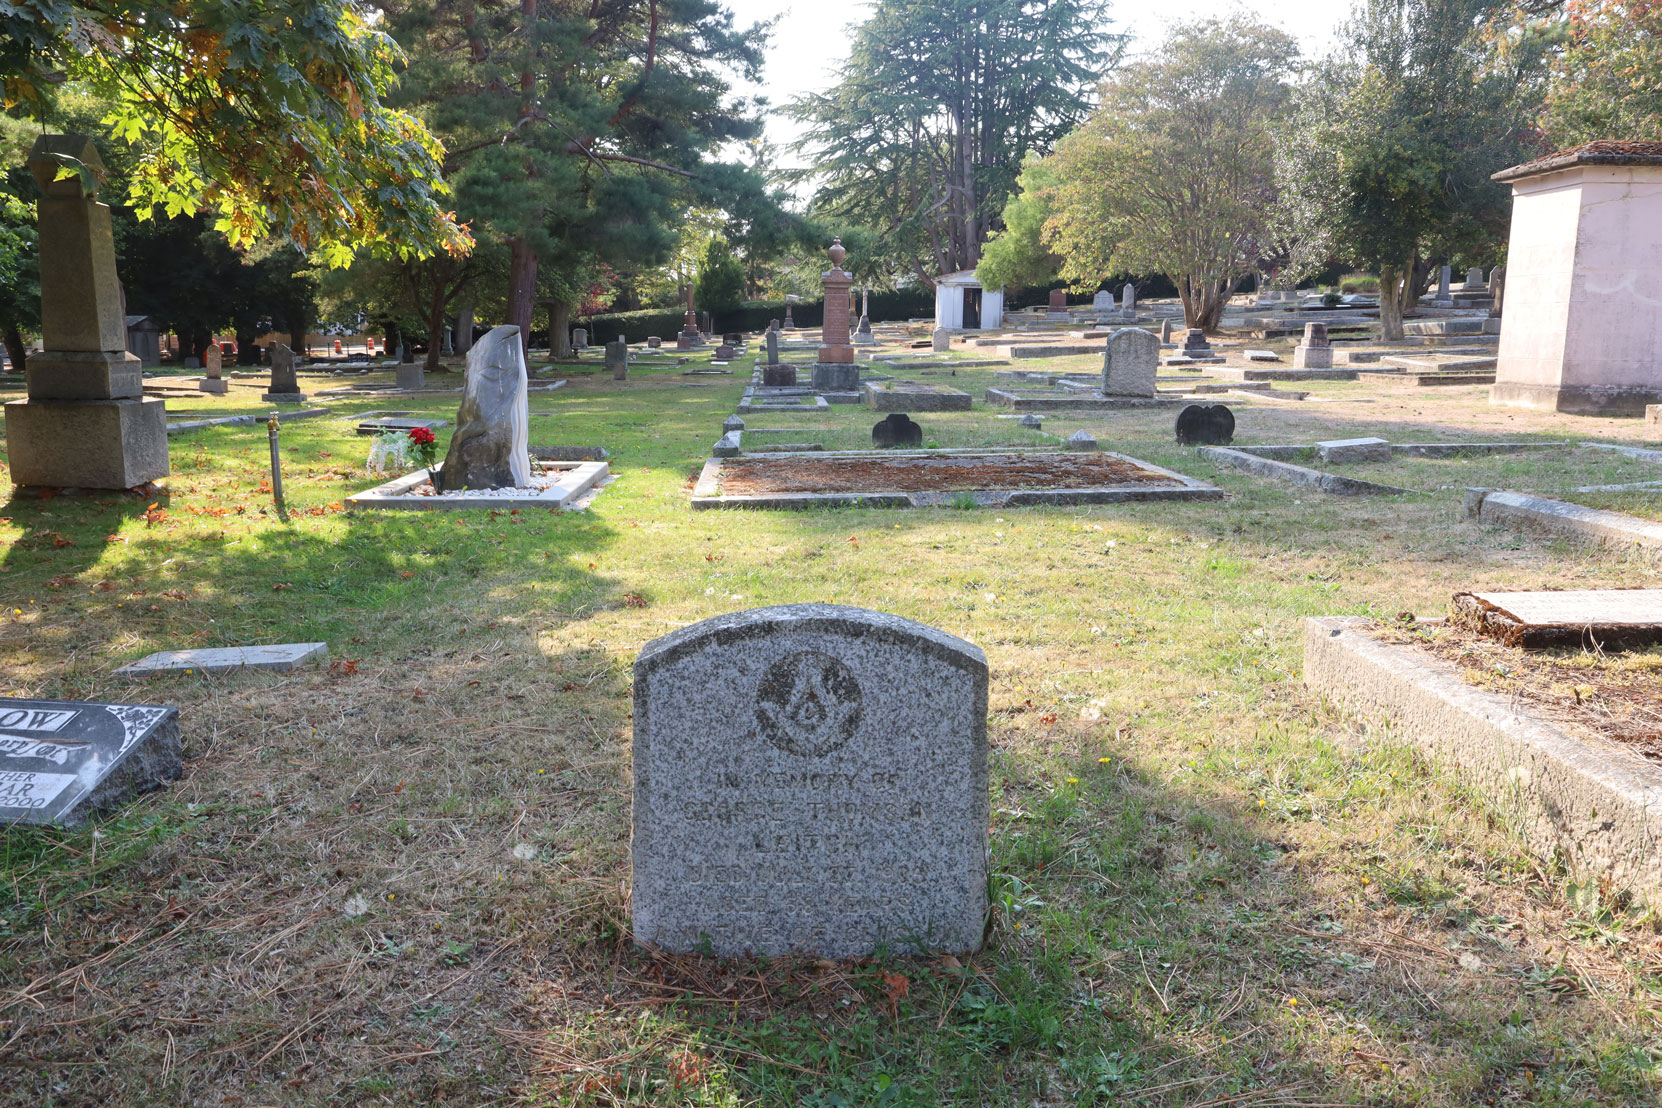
[266,411,288,521]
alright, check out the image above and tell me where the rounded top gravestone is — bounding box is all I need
[631,605,990,958]
[872,412,923,448]
[1175,403,1235,445]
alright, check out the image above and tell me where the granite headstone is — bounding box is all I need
[1101,328,1160,397]
[872,412,922,448]
[0,697,181,826]
[1175,403,1235,445]
[262,343,305,403]
[631,605,989,957]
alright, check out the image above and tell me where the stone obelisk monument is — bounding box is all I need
[677,284,703,349]
[811,239,859,392]
[6,136,167,490]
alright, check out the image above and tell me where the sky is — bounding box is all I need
[722,0,1352,168]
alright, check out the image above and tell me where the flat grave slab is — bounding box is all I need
[0,697,181,826]
[1452,589,1662,649]
[984,387,1190,412]
[864,381,972,412]
[1316,437,1391,464]
[356,417,448,436]
[693,450,1222,509]
[346,460,610,511]
[116,642,329,676]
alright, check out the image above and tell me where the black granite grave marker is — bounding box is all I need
[872,413,923,448]
[1175,403,1235,446]
[0,697,181,826]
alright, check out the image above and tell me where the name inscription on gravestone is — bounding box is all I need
[632,605,989,957]
[0,698,181,826]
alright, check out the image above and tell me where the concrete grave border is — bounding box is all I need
[1198,447,1411,495]
[691,449,1223,510]
[1304,616,1662,906]
[346,460,609,511]
[984,388,1192,412]
[1463,489,1662,550]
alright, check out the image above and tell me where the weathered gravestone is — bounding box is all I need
[198,343,227,394]
[715,343,736,361]
[1101,328,1160,397]
[1489,264,1507,318]
[5,135,168,489]
[1046,289,1068,318]
[262,342,306,403]
[1292,322,1332,370]
[763,364,797,386]
[765,330,780,366]
[931,327,951,353]
[1465,267,1486,290]
[872,412,922,448]
[783,305,797,330]
[572,328,588,351]
[0,697,181,826]
[605,338,629,381]
[631,605,989,956]
[1159,319,1174,343]
[1121,282,1136,312]
[647,336,662,349]
[440,324,530,490]
[1175,403,1235,445]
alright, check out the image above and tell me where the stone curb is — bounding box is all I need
[1463,489,1662,549]
[1198,447,1410,495]
[1304,616,1662,905]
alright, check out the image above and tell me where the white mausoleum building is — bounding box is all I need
[1491,141,1662,415]
[934,269,1005,331]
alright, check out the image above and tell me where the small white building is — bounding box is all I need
[934,269,1005,331]
[1491,141,1662,415]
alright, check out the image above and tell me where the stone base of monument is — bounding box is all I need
[738,389,830,414]
[811,363,862,392]
[692,449,1222,509]
[4,396,169,489]
[0,697,181,827]
[983,387,1194,412]
[1491,381,1662,417]
[864,381,973,412]
[24,350,144,399]
[196,377,228,395]
[346,459,610,510]
[261,392,308,404]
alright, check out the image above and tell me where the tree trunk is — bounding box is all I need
[424,282,448,372]
[2,322,25,375]
[548,299,573,358]
[1379,262,1407,342]
[455,286,475,354]
[507,237,538,355]
[289,325,307,357]
[191,330,212,365]
[235,326,258,365]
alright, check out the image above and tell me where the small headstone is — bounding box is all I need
[605,338,629,381]
[1180,328,1213,356]
[1047,289,1067,310]
[762,363,797,386]
[572,328,589,350]
[647,336,663,349]
[262,342,305,403]
[1019,414,1042,430]
[1121,282,1136,312]
[198,343,227,394]
[1490,264,1507,318]
[768,319,780,332]
[1315,436,1390,464]
[872,412,923,448]
[631,604,989,956]
[931,327,950,353]
[0,696,181,827]
[722,415,745,433]
[396,364,425,390]
[1174,403,1235,445]
[676,333,693,351]
[1064,429,1098,452]
[1293,321,1333,370]
[1092,290,1115,312]
[783,306,796,330]
[713,431,741,458]
[723,332,743,344]
[715,343,736,360]
[1159,319,1174,343]
[1245,349,1279,362]
[116,642,328,676]
[1101,328,1160,397]
[1436,265,1452,301]
[1464,267,1485,290]
[765,330,780,365]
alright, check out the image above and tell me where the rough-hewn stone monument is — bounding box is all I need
[606,337,628,381]
[262,342,306,403]
[1292,322,1332,370]
[632,605,989,956]
[5,135,168,489]
[440,324,530,490]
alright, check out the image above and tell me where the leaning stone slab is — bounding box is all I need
[116,642,328,676]
[1464,489,1662,550]
[632,604,989,957]
[1315,437,1391,464]
[1304,617,1662,907]
[0,697,180,827]
[1201,447,1409,495]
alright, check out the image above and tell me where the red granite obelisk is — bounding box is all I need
[678,283,702,348]
[818,239,855,364]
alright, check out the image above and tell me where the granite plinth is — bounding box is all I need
[25,350,143,400]
[0,697,181,827]
[864,382,972,412]
[4,396,169,489]
[632,605,989,957]
[811,363,862,392]
[197,377,228,395]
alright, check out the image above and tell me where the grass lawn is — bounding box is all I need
[0,349,1660,1106]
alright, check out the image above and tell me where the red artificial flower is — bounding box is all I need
[408,427,436,446]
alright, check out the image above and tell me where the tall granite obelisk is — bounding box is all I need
[6,136,167,490]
